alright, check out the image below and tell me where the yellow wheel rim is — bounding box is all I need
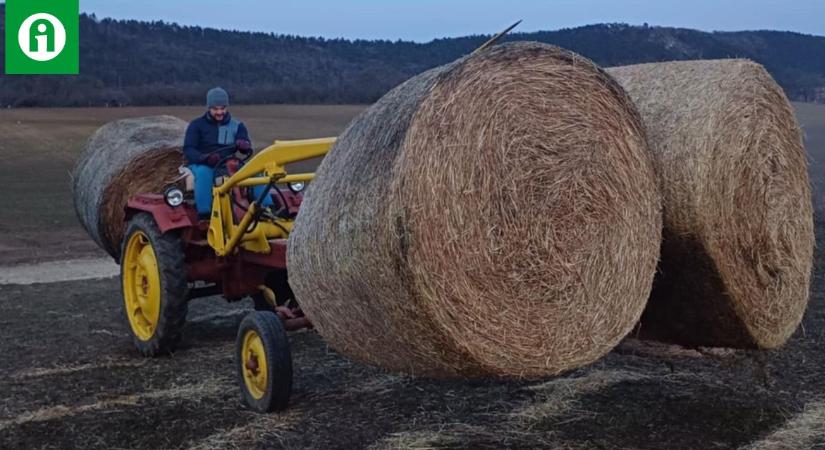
[241,329,268,400]
[122,231,161,341]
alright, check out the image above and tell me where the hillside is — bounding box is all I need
[1,6,824,106]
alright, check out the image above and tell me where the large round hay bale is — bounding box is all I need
[288,42,662,378]
[73,115,187,259]
[608,60,814,349]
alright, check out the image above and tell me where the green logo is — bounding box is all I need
[4,0,79,74]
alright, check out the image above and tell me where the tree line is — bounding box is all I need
[1,8,823,107]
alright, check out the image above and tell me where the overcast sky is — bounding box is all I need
[72,0,825,41]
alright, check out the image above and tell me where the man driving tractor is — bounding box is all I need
[104,86,335,412]
[183,87,274,220]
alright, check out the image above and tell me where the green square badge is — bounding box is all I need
[5,0,79,74]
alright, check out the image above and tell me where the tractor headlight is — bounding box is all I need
[164,187,184,207]
[288,182,305,193]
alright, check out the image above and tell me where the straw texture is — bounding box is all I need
[288,42,662,378]
[73,115,186,259]
[609,60,814,348]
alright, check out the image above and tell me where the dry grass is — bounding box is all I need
[0,104,365,265]
[346,374,406,395]
[615,337,739,359]
[609,61,814,349]
[188,309,249,324]
[72,115,187,258]
[10,359,147,380]
[185,411,301,450]
[373,430,593,450]
[0,380,228,431]
[289,41,661,378]
[177,341,238,361]
[370,425,504,450]
[511,369,651,426]
[370,369,654,450]
[742,400,825,450]
[370,422,587,450]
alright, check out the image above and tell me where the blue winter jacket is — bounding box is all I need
[183,112,251,165]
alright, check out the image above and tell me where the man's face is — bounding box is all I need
[209,105,227,121]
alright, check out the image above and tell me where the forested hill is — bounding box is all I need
[1,6,824,106]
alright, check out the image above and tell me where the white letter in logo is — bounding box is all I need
[18,13,67,62]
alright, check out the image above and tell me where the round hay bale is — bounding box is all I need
[288,42,662,378]
[608,60,814,349]
[73,115,187,260]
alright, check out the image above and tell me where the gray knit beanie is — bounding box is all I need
[206,87,229,108]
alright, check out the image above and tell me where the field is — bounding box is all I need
[0,105,366,265]
[1,104,825,449]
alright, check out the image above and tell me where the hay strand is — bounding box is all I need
[608,60,814,348]
[72,116,186,259]
[288,42,662,378]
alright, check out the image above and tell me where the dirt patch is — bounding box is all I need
[0,103,824,449]
[1,268,825,449]
[0,257,117,285]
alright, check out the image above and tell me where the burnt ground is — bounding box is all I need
[1,250,824,450]
[0,103,824,449]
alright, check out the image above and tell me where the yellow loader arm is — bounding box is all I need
[207,137,335,256]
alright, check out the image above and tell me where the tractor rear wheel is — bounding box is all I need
[236,311,293,412]
[121,213,188,356]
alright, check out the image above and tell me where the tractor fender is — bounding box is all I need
[125,194,193,234]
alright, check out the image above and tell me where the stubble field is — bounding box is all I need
[0,103,824,449]
[0,104,366,264]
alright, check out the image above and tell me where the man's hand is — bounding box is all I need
[235,139,253,155]
[205,153,221,167]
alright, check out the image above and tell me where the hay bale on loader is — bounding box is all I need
[608,60,814,349]
[73,115,187,259]
[288,42,662,378]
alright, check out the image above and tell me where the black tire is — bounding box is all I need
[236,311,293,412]
[120,212,189,356]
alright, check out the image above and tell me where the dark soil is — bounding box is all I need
[1,103,824,449]
[1,237,824,449]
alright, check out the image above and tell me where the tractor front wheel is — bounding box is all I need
[121,213,188,356]
[236,311,293,412]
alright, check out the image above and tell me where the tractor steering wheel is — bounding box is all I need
[210,144,254,178]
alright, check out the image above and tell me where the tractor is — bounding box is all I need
[120,137,334,412]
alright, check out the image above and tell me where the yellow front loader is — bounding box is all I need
[121,137,335,412]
